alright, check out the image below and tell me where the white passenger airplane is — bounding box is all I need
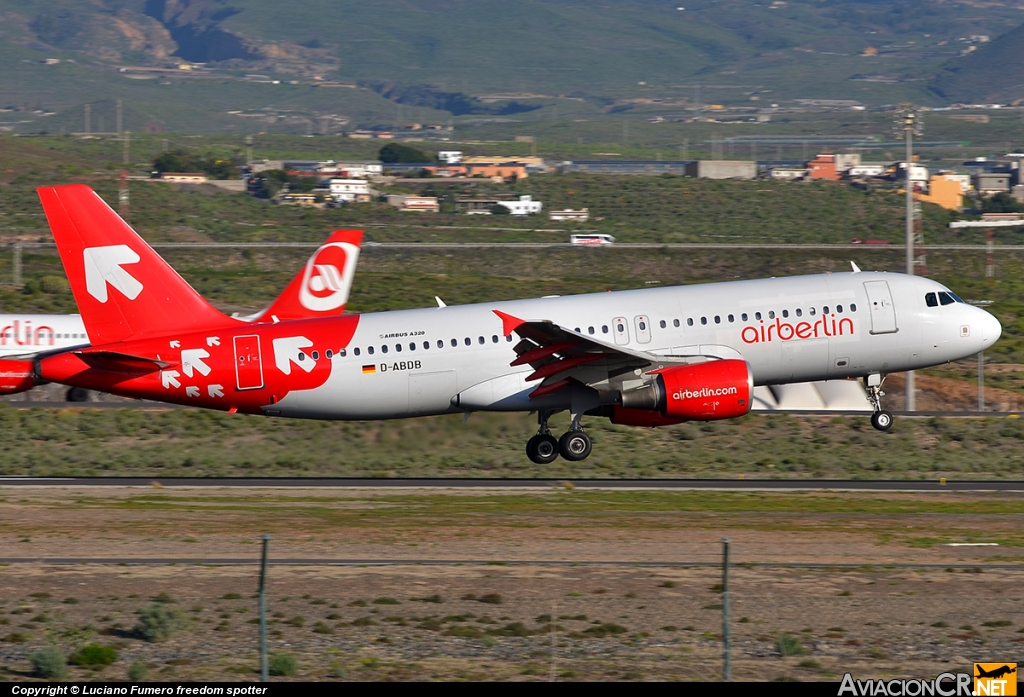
[2,185,1002,464]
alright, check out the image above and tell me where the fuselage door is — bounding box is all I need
[863,281,898,335]
[634,315,652,344]
[612,317,630,345]
[233,334,264,390]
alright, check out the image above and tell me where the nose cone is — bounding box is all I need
[978,308,1002,348]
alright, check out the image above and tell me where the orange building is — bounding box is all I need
[807,153,839,180]
[914,174,968,211]
[467,163,528,181]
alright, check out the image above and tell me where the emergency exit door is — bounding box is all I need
[863,281,898,335]
[233,334,264,390]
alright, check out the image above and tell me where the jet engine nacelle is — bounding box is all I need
[0,359,37,396]
[618,359,753,422]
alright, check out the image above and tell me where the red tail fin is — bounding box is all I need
[258,229,363,322]
[37,184,229,345]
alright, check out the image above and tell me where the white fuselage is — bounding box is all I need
[0,314,89,359]
[271,271,1001,420]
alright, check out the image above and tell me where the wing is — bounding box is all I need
[494,310,719,399]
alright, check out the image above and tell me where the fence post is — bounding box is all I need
[722,536,731,681]
[259,533,270,682]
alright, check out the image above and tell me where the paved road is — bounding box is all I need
[1,476,1022,491]
[0,557,1018,569]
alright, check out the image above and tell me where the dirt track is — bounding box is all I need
[0,487,1021,681]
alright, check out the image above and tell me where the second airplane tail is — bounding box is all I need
[38,184,231,345]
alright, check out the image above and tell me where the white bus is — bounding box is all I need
[570,234,615,246]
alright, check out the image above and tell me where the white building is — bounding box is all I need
[549,208,589,222]
[319,161,384,179]
[438,150,463,165]
[769,167,808,181]
[329,179,371,203]
[386,195,439,212]
[496,195,542,216]
[847,164,886,178]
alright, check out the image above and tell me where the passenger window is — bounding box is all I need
[602,325,609,333]
[492,335,499,343]
[850,303,857,312]
[796,308,802,317]
[639,320,647,331]
[673,319,680,328]
[809,307,816,316]
[478,336,485,344]
[782,310,789,318]
[659,320,666,329]
[617,322,625,332]
[464,337,471,346]
[755,312,762,320]
[451,339,457,347]
[823,306,830,314]
[311,351,319,360]
[837,305,843,314]
[687,318,693,326]
[368,346,375,355]
[700,317,707,325]
[382,345,388,354]
[768,311,775,320]
[424,341,430,350]
[326,350,334,359]
[354,348,360,356]
[409,343,416,351]
[714,316,720,324]
[506,335,513,342]
[728,314,734,323]
[741,313,748,321]
[395,344,402,352]
[938,292,955,306]
[589,326,596,334]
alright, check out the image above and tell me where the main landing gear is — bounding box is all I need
[865,374,893,432]
[526,410,593,463]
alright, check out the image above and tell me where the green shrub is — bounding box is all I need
[372,597,400,605]
[70,643,118,666]
[582,623,627,638]
[31,646,68,679]
[221,593,242,600]
[128,661,149,681]
[775,634,805,657]
[268,654,298,677]
[136,603,187,642]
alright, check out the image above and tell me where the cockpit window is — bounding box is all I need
[938,291,955,306]
[925,292,938,307]
[948,291,965,303]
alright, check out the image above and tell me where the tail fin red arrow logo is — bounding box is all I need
[84,245,143,303]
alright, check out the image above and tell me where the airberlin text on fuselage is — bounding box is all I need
[741,315,854,344]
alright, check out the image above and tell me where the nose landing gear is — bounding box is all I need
[525,410,594,463]
[865,374,893,432]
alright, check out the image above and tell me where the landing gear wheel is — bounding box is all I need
[559,431,593,462]
[526,434,560,464]
[66,387,89,403]
[871,410,894,432]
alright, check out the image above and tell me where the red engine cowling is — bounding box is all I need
[618,359,753,424]
[0,359,37,395]
[658,359,753,420]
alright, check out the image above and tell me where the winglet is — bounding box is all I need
[257,229,363,322]
[850,261,862,273]
[435,296,447,308]
[493,310,524,337]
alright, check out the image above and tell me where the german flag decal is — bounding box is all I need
[362,364,376,374]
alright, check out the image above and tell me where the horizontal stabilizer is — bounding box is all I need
[74,350,169,374]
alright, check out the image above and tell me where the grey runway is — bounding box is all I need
[1,476,1022,491]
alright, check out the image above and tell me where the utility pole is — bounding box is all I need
[123,131,131,166]
[245,135,254,164]
[259,534,270,682]
[722,537,731,681]
[116,99,123,135]
[84,104,91,135]
[895,104,923,412]
[119,169,130,224]
[12,243,22,287]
